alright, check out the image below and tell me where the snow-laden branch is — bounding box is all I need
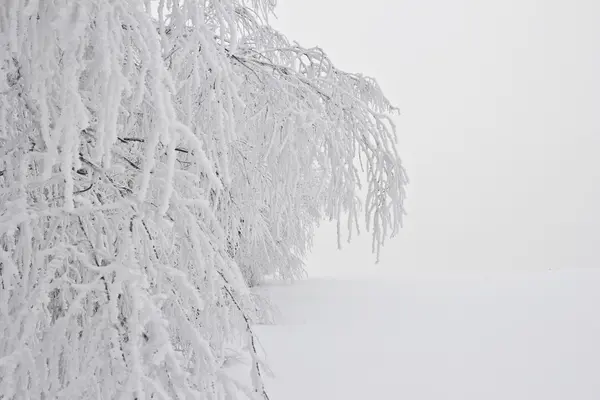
[0,0,406,398]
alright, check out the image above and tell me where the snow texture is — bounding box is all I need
[254,269,600,400]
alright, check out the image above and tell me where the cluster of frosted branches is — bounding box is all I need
[0,0,406,399]
[229,36,407,270]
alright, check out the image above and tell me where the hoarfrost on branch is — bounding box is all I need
[0,1,407,398]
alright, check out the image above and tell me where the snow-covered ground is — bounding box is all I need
[253,269,600,400]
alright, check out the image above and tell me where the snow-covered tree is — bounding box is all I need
[0,1,406,399]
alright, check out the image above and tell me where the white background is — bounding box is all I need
[272,0,600,275]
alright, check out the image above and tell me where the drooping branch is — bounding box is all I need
[0,1,405,399]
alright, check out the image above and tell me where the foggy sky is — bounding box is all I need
[273,0,600,274]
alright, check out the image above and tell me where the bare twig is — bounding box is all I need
[74,183,94,195]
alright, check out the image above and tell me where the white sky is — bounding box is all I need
[271,0,600,274]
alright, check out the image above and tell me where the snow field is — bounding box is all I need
[252,269,600,399]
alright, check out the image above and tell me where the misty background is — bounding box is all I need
[271,0,600,275]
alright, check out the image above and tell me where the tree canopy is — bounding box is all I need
[0,1,406,398]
